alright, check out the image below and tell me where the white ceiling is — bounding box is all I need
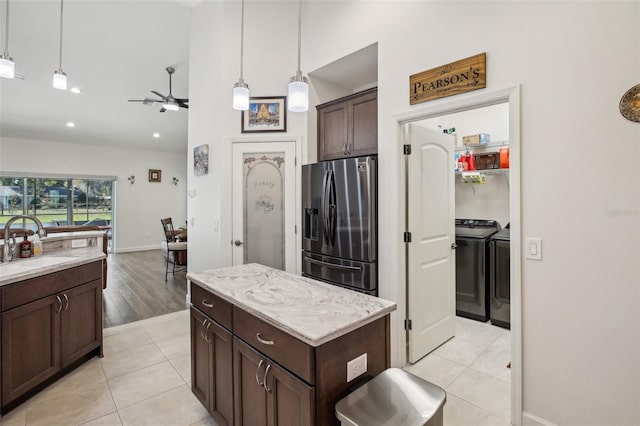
[0,1,192,153]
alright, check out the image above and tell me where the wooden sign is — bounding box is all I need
[410,53,486,105]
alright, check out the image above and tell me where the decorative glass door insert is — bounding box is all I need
[242,152,285,270]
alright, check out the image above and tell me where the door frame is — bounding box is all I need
[395,86,522,425]
[228,135,303,275]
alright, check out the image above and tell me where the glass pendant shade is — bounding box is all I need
[53,69,67,90]
[0,56,15,79]
[233,80,250,111]
[288,72,309,112]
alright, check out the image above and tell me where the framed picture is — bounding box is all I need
[242,96,287,133]
[194,144,209,176]
[148,169,162,182]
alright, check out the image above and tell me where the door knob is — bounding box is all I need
[451,243,458,250]
[234,240,244,246]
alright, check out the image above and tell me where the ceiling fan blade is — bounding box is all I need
[159,107,166,113]
[128,99,145,102]
[175,98,188,103]
[180,104,189,109]
[151,90,166,99]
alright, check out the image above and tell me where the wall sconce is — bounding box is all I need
[127,175,135,184]
[171,177,179,186]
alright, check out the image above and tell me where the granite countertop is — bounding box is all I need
[187,263,397,347]
[0,247,106,287]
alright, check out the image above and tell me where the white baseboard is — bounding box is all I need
[523,412,558,426]
[114,244,161,253]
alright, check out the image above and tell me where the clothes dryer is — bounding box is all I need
[490,224,511,328]
[455,219,501,321]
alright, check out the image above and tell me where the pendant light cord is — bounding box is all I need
[239,0,245,80]
[296,0,301,72]
[3,0,9,55]
[58,0,64,69]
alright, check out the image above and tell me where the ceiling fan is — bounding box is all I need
[128,66,188,112]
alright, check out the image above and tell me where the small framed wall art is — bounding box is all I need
[242,96,287,133]
[148,169,162,182]
[194,144,209,176]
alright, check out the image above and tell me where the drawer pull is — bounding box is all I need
[201,300,214,308]
[262,364,272,392]
[255,359,265,386]
[256,333,274,346]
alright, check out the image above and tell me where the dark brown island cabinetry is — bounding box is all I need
[190,281,390,426]
[0,261,103,414]
[317,87,377,161]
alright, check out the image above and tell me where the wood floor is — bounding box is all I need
[103,249,188,328]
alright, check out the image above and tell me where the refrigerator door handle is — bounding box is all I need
[304,255,362,271]
[322,170,330,245]
[328,170,337,245]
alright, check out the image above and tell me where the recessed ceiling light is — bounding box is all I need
[66,122,75,128]
[153,132,160,138]
[69,87,82,94]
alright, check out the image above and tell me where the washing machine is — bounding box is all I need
[490,224,510,328]
[455,219,501,322]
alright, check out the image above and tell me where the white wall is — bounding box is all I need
[0,136,187,251]
[188,1,640,425]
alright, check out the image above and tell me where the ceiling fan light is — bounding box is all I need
[53,69,67,90]
[288,72,309,112]
[162,102,180,111]
[233,79,250,111]
[0,56,15,79]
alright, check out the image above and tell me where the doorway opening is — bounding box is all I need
[397,87,522,425]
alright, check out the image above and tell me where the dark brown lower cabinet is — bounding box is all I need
[1,261,103,413]
[233,337,314,426]
[1,294,61,405]
[190,307,233,426]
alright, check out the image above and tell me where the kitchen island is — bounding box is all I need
[0,235,106,414]
[187,263,396,426]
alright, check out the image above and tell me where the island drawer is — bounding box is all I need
[191,283,232,331]
[1,261,102,312]
[233,306,315,384]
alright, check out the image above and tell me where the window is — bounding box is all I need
[0,177,114,251]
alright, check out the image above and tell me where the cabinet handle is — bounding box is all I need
[204,321,212,343]
[201,300,214,308]
[255,359,265,386]
[343,142,348,156]
[200,319,208,341]
[256,333,274,346]
[62,294,69,311]
[55,295,63,314]
[262,363,272,392]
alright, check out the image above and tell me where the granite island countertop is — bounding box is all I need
[0,247,106,287]
[187,263,397,347]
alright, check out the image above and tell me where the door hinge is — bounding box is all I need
[404,319,412,330]
[294,225,297,234]
[295,156,297,166]
[404,231,412,243]
[403,144,412,155]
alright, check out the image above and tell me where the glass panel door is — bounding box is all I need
[243,153,285,270]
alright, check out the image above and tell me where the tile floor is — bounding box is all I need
[405,316,512,426]
[0,311,511,426]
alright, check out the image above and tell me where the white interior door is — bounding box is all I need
[232,141,296,272]
[406,123,456,363]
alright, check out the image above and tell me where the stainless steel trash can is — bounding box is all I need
[335,368,446,426]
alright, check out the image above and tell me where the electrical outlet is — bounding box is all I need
[346,353,367,382]
[71,239,88,248]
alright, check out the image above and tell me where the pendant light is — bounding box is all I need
[232,0,249,110]
[287,0,308,112]
[0,0,15,79]
[52,0,67,90]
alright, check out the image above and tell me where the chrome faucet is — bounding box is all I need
[2,215,47,263]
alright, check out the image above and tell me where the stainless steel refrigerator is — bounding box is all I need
[302,156,377,295]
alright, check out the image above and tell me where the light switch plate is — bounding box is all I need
[526,238,542,260]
